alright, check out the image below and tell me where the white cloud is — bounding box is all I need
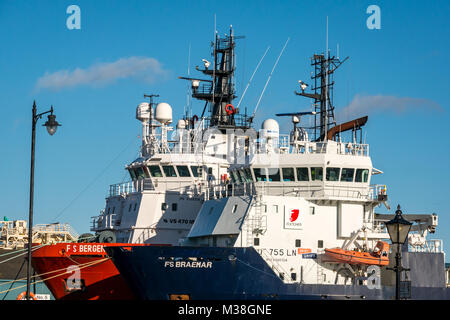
[336,94,443,122]
[35,56,170,91]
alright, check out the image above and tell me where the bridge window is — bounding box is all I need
[297,167,310,181]
[282,168,295,181]
[176,166,191,177]
[136,167,147,179]
[326,167,340,181]
[162,165,177,177]
[231,170,240,185]
[172,203,178,211]
[268,168,280,182]
[191,166,202,178]
[237,170,247,183]
[128,169,137,180]
[311,167,323,181]
[148,165,163,177]
[355,169,369,183]
[341,168,354,182]
[244,168,254,182]
[253,168,268,182]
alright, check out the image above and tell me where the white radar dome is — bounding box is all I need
[136,102,150,121]
[155,102,173,124]
[261,119,279,138]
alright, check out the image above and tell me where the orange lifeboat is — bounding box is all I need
[324,241,390,266]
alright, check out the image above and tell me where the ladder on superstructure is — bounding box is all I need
[316,248,325,284]
[245,187,267,247]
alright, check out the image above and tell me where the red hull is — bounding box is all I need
[32,243,152,300]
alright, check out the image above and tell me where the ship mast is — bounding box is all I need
[295,52,348,141]
[139,93,160,157]
[180,26,249,131]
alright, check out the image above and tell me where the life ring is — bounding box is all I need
[17,291,37,300]
[225,104,235,115]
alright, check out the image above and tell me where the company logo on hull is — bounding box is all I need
[290,209,299,222]
[285,208,302,230]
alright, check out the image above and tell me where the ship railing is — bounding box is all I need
[368,184,388,201]
[203,181,372,201]
[279,135,290,151]
[108,179,156,196]
[269,140,369,157]
[193,82,234,96]
[109,181,138,196]
[32,223,79,242]
[109,179,209,199]
[364,219,388,234]
[319,184,368,199]
[90,214,118,231]
[0,221,28,237]
[147,131,370,157]
[409,239,444,253]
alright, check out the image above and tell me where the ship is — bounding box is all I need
[31,26,257,300]
[0,219,78,300]
[105,48,450,300]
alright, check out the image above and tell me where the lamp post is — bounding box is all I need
[386,204,412,300]
[26,101,61,300]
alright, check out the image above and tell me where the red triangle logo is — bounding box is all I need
[290,209,299,222]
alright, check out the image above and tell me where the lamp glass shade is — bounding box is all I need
[46,125,57,136]
[386,214,412,245]
[43,114,60,136]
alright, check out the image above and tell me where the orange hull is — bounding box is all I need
[32,243,160,300]
[324,248,389,266]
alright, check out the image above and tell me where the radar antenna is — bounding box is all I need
[276,111,316,148]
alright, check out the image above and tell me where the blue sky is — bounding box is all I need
[1,0,449,252]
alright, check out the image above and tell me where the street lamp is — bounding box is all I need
[386,204,412,300]
[26,101,61,300]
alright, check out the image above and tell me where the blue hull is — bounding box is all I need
[105,246,450,300]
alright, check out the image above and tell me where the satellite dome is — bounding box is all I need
[261,119,279,138]
[155,102,172,124]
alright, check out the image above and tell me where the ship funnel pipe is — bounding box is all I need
[326,116,368,141]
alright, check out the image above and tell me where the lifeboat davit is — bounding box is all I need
[324,241,390,266]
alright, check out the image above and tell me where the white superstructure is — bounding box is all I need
[90,27,255,245]
[90,98,237,244]
[180,51,444,288]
